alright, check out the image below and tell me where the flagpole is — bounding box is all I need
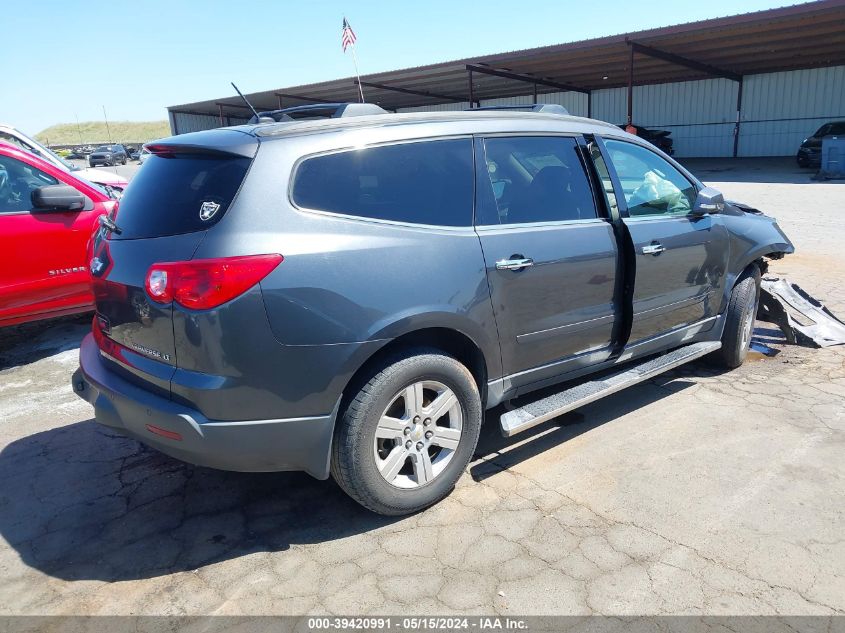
[350,43,365,103]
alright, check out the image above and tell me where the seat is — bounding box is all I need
[508,165,582,223]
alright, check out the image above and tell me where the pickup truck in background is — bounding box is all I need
[0,142,116,327]
[0,124,130,193]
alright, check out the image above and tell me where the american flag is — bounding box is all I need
[342,17,357,52]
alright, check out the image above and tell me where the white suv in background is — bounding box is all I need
[0,124,129,192]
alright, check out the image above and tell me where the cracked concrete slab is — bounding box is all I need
[0,159,843,615]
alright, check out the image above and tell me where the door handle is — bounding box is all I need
[641,243,666,255]
[496,257,534,271]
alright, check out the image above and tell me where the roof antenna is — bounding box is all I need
[231,82,261,120]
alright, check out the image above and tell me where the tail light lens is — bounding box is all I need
[144,254,283,310]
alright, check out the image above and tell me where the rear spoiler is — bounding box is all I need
[146,128,260,158]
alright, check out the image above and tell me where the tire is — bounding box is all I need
[713,264,761,369]
[331,348,482,515]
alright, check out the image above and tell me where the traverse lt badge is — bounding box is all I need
[199,201,221,221]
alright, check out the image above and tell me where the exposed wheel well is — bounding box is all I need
[341,328,489,415]
[734,258,765,291]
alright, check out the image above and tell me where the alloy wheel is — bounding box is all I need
[740,291,758,351]
[373,380,463,489]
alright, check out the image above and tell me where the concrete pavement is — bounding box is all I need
[0,159,843,616]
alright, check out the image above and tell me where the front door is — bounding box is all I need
[598,138,729,343]
[475,135,620,386]
[0,152,94,324]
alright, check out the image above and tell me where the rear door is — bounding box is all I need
[90,145,254,395]
[597,138,729,342]
[475,135,620,387]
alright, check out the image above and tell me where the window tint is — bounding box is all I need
[825,122,845,135]
[0,155,59,214]
[478,136,597,225]
[112,153,251,239]
[603,140,695,218]
[292,139,473,227]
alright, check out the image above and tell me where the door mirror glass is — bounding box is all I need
[31,184,86,211]
[692,186,725,215]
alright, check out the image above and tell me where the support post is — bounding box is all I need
[587,91,592,118]
[277,94,283,109]
[733,77,744,158]
[218,103,225,127]
[627,44,634,126]
[468,68,474,108]
[533,83,538,104]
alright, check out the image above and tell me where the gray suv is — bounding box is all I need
[73,107,794,515]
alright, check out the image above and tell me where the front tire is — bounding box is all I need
[331,349,482,515]
[714,264,761,369]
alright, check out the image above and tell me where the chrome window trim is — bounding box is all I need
[474,217,610,232]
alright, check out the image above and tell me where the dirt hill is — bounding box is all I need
[34,120,170,146]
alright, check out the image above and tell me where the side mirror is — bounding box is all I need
[31,184,86,212]
[692,186,725,215]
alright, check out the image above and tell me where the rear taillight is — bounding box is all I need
[144,254,283,310]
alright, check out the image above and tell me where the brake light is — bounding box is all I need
[144,254,283,310]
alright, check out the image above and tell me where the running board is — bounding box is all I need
[500,341,721,437]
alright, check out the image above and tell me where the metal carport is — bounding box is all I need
[168,0,845,157]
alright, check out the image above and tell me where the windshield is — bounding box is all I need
[95,146,114,152]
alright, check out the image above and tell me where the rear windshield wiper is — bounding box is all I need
[98,214,123,235]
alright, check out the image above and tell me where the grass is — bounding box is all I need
[35,120,171,146]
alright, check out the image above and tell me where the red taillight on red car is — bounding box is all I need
[144,254,283,310]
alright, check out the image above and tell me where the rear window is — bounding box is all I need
[113,153,250,239]
[291,138,473,227]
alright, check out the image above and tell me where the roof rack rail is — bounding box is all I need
[250,102,389,124]
[467,103,570,115]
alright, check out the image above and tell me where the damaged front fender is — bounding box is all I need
[719,205,795,306]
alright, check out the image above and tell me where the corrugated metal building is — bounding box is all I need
[167,1,845,158]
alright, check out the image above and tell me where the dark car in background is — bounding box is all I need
[89,144,128,167]
[73,106,793,515]
[618,124,674,155]
[797,121,845,168]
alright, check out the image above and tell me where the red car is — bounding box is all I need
[0,142,117,327]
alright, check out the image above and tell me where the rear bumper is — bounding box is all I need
[72,333,336,479]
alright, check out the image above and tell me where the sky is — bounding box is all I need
[4,0,792,135]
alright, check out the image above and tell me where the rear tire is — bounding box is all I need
[331,349,482,516]
[714,264,761,369]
